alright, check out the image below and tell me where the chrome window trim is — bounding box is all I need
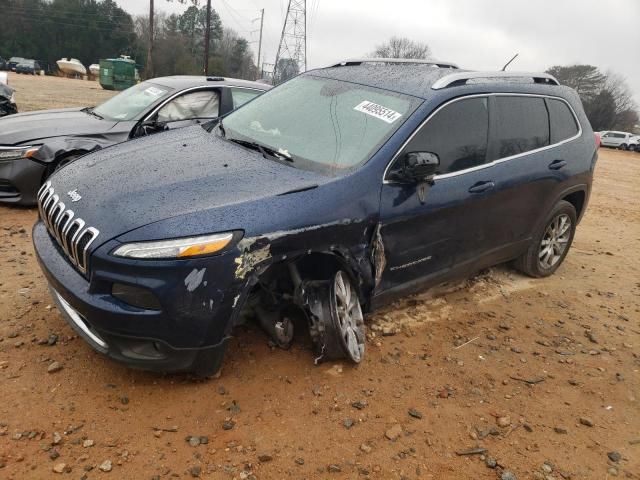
[382,93,583,184]
[226,86,267,93]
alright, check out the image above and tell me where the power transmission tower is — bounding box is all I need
[256,8,264,79]
[273,0,306,84]
[203,0,212,75]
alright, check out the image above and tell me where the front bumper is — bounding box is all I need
[0,157,46,205]
[33,221,244,375]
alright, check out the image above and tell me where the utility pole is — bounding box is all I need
[256,8,264,79]
[147,0,154,78]
[273,0,307,85]
[203,0,212,75]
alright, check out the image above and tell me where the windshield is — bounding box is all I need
[93,81,173,121]
[221,75,420,174]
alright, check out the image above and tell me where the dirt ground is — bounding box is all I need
[7,72,116,112]
[0,75,639,480]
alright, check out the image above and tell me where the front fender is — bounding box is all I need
[230,219,378,311]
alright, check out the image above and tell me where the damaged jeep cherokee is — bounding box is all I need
[33,59,597,376]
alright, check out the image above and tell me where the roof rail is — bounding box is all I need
[432,71,560,89]
[330,58,459,69]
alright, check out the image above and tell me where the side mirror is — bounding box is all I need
[137,118,167,136]
[403,151,440,183]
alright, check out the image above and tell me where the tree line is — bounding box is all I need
[0,0,256,80]
[546,65,638,132]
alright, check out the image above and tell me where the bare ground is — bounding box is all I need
[0,75,639,479]
[7,72,116,112]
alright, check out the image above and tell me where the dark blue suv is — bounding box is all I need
[33,59,597,376]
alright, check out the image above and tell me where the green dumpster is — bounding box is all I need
[99,57,138,91]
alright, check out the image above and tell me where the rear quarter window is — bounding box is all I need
[231,88,263,108]
[547,98,579,143]
[490,96,549,160]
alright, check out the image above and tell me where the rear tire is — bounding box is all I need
[513,200,577,278]
[620,144,628,151]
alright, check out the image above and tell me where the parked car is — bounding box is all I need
[8,57,25,71]
[0,76,269,205]
[15,59,41,75]
[0,83,17,117]
[33,60,597,376]
[628,135,640,152]
[600,131,633,149]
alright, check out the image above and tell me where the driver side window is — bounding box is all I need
[156,89,220,123]
[400,97,489,175]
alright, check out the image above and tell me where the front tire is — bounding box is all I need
[514,200,577,278]
[329,271,366,363]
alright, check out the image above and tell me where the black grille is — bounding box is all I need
[0,179,18,194]
[37,181,99,274]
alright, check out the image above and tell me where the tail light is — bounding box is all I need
[594,132,601,148]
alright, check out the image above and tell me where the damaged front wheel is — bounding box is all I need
[330,271,365,363]
[303,270,366,364]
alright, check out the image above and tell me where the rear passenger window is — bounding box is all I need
[547,98,579,143]
[402,97,488,175]
[490,97,549,160]
[231,88,262,109]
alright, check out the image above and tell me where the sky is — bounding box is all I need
[116,0,640,104]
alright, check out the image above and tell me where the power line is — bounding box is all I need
[219,0,253,32]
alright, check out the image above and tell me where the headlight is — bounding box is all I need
[112,232,235,259]
[0,146,40,162]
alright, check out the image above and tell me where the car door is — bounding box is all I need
[155,88,221,130]
[376,96,496,294]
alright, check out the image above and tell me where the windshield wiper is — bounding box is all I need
[227,138,293,162]
[82,107,104,120]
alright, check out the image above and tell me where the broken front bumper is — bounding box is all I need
[0,157,46,205]
[33,221,245,375]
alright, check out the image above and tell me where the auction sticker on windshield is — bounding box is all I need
[145,86,166,97]
[354,101,402,124]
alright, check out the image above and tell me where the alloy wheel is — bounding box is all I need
[538,213,572,269]
[332,271,365,363]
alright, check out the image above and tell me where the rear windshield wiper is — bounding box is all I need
[82,107,104,120]
[227,138,293,162]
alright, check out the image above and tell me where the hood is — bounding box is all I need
[47,126,330,242]
[0,107,118,145]
[0,84,13,98]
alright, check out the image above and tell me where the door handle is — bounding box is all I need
[468,181,495,193]
[549,159,567,170]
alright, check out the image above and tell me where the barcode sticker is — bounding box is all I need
[354,101,402,124]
